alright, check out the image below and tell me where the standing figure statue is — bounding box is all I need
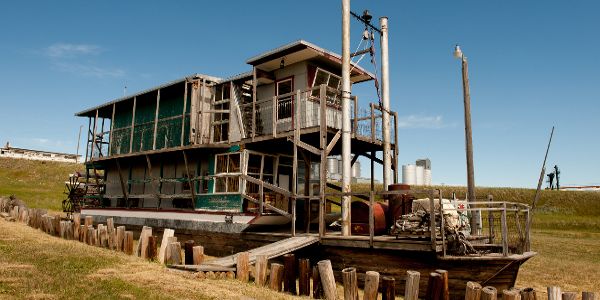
[554,165,560,190]
[547,172,556,190]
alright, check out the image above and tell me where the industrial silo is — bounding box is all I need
[352,160,361,178]
[402,164,416,185]
[415,165,424,185]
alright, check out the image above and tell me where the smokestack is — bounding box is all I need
[341,0,352,236]
[380,16,392,189]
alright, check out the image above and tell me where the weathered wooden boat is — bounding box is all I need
[73,38,535,298]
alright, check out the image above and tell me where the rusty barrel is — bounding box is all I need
[387,184,414,229]
[350,200,387,235]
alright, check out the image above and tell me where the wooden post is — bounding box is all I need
[502,289,521,300]
[236,252,250,282]
[79,225,85,242]
[548,287,562,300]
[465,281,483,300]
[255,255,268,287]
[582,292,600,300]
[184,240,195,265]
[86,226,94,245]
[312,266,323,299]
[435,269,450,300]
[192,246,204,265]
[84,216,93,227]
[501,202,509,256]
[404,270,421,300]
[116,226,125,251]
[342,267,357,300]
[298,258,310,296]
[519,288,535,300]
[139,227,152,258]
[124,231,134,255]
[147,236,157,260]
[165,242,182,265]
[283,253,296,294]
[159,228,175,264]
[317,260,336,300]
[269,263,284,292]
[562,292,577,300]
[100,224,109,248]
[93,228,99,246]
[364,271,380,300]
[481,286,498,300]
[425,272,443,300]
[382,276,396,300]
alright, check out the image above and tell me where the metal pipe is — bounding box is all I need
[380,16,392,190]
[341,0,352,236]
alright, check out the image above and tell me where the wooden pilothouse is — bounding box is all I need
[71,8,535,297]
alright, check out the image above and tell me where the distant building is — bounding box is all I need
[402,158,432,186]
[0,141,79,163]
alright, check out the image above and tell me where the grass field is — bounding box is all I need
[1,157,599,297]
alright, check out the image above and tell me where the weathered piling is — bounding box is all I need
[165,242,182,265]
[425,272,443,300]
[184,240,195,265]
[465,281,483,300]
[317,260,336,300]
[298,258,310,296]
[116,226,125,251]
[283,253,296,294]
[254,254,268,287]
[404,270,420,300]
[138,226,152,258]
[193,245,204,265]
[342,267,357,300]
[548,287,562,300]
[124,231,134,255]
[562,292,577,300]
[159,228,175,264]
[582,292,599,300]
[381,276,396,300]
[147,235,157,260]
[269,263,284,292]
[312,266,323,299]
[73,213,80,238]
[84,216,93,227]
[481,286,498,300]
[435,269,449,300]
[236,252,250,283]
[363,271,380,300]
[502,289,521,300]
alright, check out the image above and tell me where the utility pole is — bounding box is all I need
[454,45,479,234]
[76,125,83,163]
[380,17,392,190]
[341,0,352,236]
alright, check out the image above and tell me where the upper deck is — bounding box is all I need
[75,41,395,163]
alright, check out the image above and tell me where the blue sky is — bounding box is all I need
[0,1,598,188]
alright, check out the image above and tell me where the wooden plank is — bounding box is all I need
[180,80,188,147]
[324,130,341,156]
[159,228,175,264]
[287,137,321,156]
[152,89,160,150]
[129,96,136,153]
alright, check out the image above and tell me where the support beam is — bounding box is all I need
[109,103,116,155]
[181,81,188,147]
[129,96,137,153]
[287,137,320,156]
[182,150,196,205]
[325,130,341,156]
[152,89,161,150]
[115,159,129,203]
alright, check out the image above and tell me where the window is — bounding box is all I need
[214,152,241,193]
[311,68,342,105]
[213,83,231,142]
[276,78,293,119]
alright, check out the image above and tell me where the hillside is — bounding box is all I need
[0,158,82,212]
[1,157,599,230]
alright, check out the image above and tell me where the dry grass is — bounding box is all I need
[516,229,600,294]
[0,218,306,300]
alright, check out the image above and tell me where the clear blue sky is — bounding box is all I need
[1,1,598,188]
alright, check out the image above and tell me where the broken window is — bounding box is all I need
[311,68,342,105]
[214,152,241,193]
[213,82,231,142]
[276,78,293,119]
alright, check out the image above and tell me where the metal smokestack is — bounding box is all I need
[341,0,352,236]
[380,16,392,189]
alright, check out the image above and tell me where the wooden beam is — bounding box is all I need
[92,109,99,158]
[145,154,161,206]
[182,150,196,205]
[287,137,320,156]
[325,130,341,156]
[181,81,188,147]
[108,103,116,155]
[115,159,129,203]
[152,89,161,150]
[362,151,383,165]
[129,96,137,153]
[242,175,291,197]
[319,84,327,237]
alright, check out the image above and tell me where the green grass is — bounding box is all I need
[0,158,82,212]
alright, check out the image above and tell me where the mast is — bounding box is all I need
[341,0,352,236]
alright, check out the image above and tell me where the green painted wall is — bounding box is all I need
[195,194,243,212]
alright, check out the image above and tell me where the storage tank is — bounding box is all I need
[327,157,338,175]
[415,165,424,186]
[424,169,432,186]
[352,160,361,178]
[402,164,416,185]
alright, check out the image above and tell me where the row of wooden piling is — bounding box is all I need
[465,282,599,300]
